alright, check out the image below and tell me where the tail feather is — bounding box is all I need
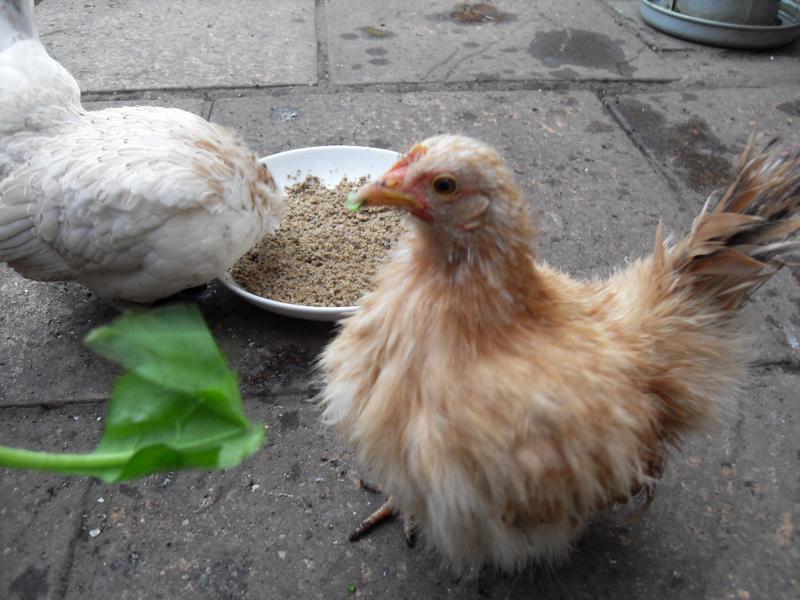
[0,0,36,51]
[671,136,800,309]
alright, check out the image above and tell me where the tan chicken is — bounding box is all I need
[0,1,284,302]
[320,134,800,571]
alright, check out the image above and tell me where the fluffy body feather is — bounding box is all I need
[320,135,800,571]
[0,1,284,301]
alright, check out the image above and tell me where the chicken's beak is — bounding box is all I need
[352,180,417,210]
[351,178,433,221]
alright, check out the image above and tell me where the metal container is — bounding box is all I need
[641,0,800,48]
[674,0,781,25]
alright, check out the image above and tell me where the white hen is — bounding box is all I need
[0,1,284,302]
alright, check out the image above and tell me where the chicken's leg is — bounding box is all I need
[350,480,416,546]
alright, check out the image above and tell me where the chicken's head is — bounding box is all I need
[351,135,526,239]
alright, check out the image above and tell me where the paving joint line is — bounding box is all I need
[752,359,800,375]
[314,0,330,87]
[0,388,326,410]
[205,96,217,121]
[77,73,800,107]
[601,93,696,213]
[0,398,107,410]
[55,480,95,599]
[78,78,683,103]
[201,98,214,121]
[246,387,323,403]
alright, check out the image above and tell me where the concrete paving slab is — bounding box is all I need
[0,268,334,407]
[607,1,800,86]
[746,270,800,364]
[700,369,800,599]
[0,266,120,406]
[40,374,797,599]
[210,88,688,278]
[671,44,800,88]
[325,0,677,84]
[35,0,318,92]
[195,282,334,398]
[608,85,800,364]
[0,403,102,600]
[609,88,800,191]
[61,396,402,600]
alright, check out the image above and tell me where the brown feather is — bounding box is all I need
[671,136,800,307]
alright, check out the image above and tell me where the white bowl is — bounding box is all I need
[219,145,401,322]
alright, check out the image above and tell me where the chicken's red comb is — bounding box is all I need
[388,143,428,172]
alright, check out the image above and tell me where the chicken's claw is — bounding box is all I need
[402,513,417,548]
[349,498,395,542]
[349,481,417,547]
[356,478,383,494]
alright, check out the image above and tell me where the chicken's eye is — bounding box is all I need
[432,175,458,196]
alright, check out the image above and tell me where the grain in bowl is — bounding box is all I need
[231,175,405,307]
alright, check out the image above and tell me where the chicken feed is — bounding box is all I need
[232,176,405,307]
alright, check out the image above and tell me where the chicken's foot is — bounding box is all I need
[350,480,417,546]
[356,478,384,495]
[349,499,395,541]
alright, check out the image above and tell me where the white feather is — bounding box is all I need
[0,0,35,51]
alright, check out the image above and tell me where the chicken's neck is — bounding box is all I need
[402,215,549,328]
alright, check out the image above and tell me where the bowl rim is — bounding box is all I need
[260,143,401,161]
[219,271,359,317]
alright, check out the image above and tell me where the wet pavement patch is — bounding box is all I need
[239,344,316,392]
[528,29,636,78]
[550,67,580,79]
[585,120,616,134]
[9,566,48,600]
[279,409,300,431]
[327,1,676,84]
[611,98,733,193]
[286,462,302,481]
[117,484,142,499]
[776,100,800,116]
[430,2,518,24]
[192,557,252,599]
[109,550,141,578]
[339,27,397,40]
[359,25,396,39]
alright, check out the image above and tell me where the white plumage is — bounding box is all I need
[0,1,284,302]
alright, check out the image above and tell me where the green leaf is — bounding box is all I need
[345,191,365,212]
[0,304,265,483]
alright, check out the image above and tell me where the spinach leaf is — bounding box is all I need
[0,305,264,482]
